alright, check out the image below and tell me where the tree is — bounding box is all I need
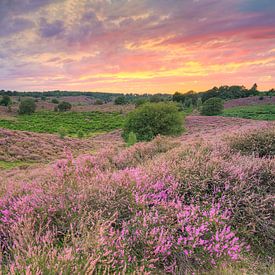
[123,102,184,141]
[19,98,36,115]
[114,96,127,105]
[0,95,11,106]
[58,101,72,112]
[201,97,224,116]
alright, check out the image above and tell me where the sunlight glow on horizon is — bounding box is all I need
[0,0,274,93]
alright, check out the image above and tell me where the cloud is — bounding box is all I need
[39,18,65,38]
[0,0,274,92]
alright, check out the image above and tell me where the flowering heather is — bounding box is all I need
[0,117,274,273]
[224,96,275,109]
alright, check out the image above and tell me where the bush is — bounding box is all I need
[94,99,103,105]
[123,102,184,141]
[58,127,67,139]
[58,101,72,112]
[51,98,59,104]
[0,95,12,106]
[134,98,148,108]
[114,96,127,105]
[126,131,137,147]
[227,127,275,157]
[19,98,36,115]
[201,97,224,116]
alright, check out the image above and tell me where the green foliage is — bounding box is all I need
[51,98,59,104]
[58,127,67,139]
[0,160,34,170]
[19,98,36,115]
[222,105,275,120]
[94,99,103,105]
[58,101,72,112]
[228,127,275,158]
[0,111,124,136]
[123,102,184,141]
[201,85,259,103]
[114,96,127,105]
[77,130,84,138]
[134,98,148,108]
[127,131,137,146]
[201,97,224,116]
[173,91,198,107]
[0,95,12,106]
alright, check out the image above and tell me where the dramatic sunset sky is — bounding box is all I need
[0,0,274,93]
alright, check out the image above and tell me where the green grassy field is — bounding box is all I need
[0,111,125,136]
[222,104,275,120]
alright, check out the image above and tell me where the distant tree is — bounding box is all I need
[0,95,12,106]
[114,96,127,105]
[58,101,72,112]
[149,95,162,103]
[19,98,36,115]
[51,98,59,104]
[201,98,224,116]
[134,98,148,108]
[123,102,184,141]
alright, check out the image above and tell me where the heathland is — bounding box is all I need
[0,87,274,274]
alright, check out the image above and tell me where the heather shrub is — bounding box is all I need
[123,102,184,141]
[0,125,273,273]
[227,127,275,157]
[145,142,274,256]
[201,97,224,116]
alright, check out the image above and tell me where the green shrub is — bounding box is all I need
[134,98,148,108]
[127,131,137,146]
[114,96,127,105]
[19,98,36,115]
[94,99,103,105]
[0,95,11,106]
[228,127,275,157]
[58,101,72,112]
[201,97,224,116]
[58,127,67,139]
[77,130,84,138]
[123,102,184,141]
[51,98,59,104]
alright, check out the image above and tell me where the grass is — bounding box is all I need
[0,160,34,170]
[0,111,125,136]
[222,104,275,120]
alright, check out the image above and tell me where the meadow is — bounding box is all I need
[222,104,275,120]
[0,111,125,137]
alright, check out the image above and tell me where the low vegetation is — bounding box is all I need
[123,102,184,141]
[222,104,275,120]
[0,111,124,136]
[227,127,275,157]
[0,126,273,273]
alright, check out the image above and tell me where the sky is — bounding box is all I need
[0,0,275,93]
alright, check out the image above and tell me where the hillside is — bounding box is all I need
[0,115,274,273]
